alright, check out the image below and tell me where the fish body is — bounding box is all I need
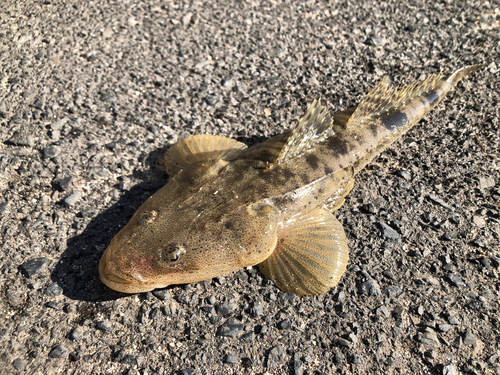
[99,64,485,295]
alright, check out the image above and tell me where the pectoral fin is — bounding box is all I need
[258,208,349,296]
[165,134,247,177]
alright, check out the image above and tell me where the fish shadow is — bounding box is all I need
[50,145,170,302]
[51,135,266,302]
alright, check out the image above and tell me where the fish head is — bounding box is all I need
[99,184,280,293]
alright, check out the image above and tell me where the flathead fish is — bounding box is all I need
[99,64,485,295]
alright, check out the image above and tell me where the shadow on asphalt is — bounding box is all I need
[50,144,170,302]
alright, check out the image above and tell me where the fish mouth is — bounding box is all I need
[104,270,131,284]
[98,253,156,293]
[99,258,133,285]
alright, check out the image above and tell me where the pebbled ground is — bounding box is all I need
[0,0,499,374]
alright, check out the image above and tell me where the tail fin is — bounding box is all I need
[446,63,488,84]
[344,63,487,130]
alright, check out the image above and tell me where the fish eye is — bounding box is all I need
[162,243,186,263]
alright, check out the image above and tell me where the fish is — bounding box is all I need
[99,63,486,295]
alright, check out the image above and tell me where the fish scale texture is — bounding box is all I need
[0,0,498,375]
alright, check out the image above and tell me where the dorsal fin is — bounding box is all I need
[165,134,247,177]
[343,72,447,128]
[276,99,334,164]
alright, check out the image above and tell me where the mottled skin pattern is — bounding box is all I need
[99,65,484,294]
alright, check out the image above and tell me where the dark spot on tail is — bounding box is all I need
[327,138,349,155]
[324,167,333,175]
[426,90,440,106]
[282,168,296,179]
[305,154,319,169]
[300,173,310,184]
[370,123,379,137]
[382,112,409,131]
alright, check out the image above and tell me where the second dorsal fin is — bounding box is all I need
[276,99,334,164]
[343,72,446,128]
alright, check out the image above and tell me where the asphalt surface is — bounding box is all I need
[0,1,499,374]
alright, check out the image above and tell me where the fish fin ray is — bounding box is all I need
[165,134,247,177]
[332,107,356,127]
[276,99,334,164]
[258,208,349,296]
[343,72,448,128]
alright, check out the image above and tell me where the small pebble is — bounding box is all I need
[293,358,304,375]
[418,332,440,348]
[70,327,84,341]
[216,303,238,316]
[428,194,453,211]
[100,91,117,102]
[19,258,50,277]
[267,345,286,370]
[51,117,68,131]
[463,330,476,345]
[43,145,61,159]
[223,354,238,364]
[250,302,264,317]
[98,321,112,332]
[376,305,390,317]
[383,286,400,298]
[64,191,82,206]
[351,355,363,364]
[222,76,234,88]
[337,338,353,349]
[45,282,63,297]
[397,170,411,180]
[361,278,381,296]
[12,358,27,371]
[377,222,401,242]
[200,306,215,314]
[48,345,68,358]
[442,364,458,375]
[7,131,34,147]
[447,274,465,287]
[240,332,254,343]
[45,301,59,309]
[54,176,73,191]
[278,319,292,329]
[216,319,243,337]
[151,289,170,300]
[438,324,452,332]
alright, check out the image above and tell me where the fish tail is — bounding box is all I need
[345,63,487,132]
[339,63,487,172]
[275,64,486,168]
[446,63,488,85]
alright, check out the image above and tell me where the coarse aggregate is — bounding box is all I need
[0,0,499,374]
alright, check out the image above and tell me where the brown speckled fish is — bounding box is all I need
[99,64,485,295]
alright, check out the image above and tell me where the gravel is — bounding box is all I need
[18,258,50,277]
[0,0,497,374]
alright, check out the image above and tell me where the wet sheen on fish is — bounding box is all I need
[99,64,486,295]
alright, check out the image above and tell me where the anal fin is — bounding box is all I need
[165,134,247,177]
[258,208,349,296]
